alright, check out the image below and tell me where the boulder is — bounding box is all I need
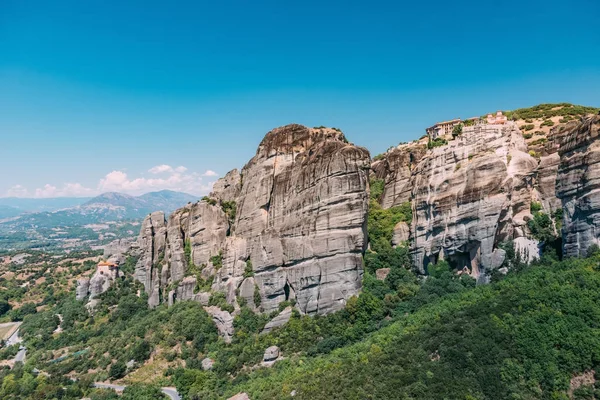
[261,307,292,334]
[409,122,537,280]
[89,272,111,299]
[227,394,250,400]
[201,357,214,370]
[263,345,280,362]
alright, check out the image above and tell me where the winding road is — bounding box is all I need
[6,326,25,363]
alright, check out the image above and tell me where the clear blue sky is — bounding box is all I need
[1,0,599,197]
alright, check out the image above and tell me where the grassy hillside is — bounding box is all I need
[218,255,600,399]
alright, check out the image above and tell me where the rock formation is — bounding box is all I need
[371,142,427,208]
[75,278,90,301]
[204,306,234,343]
[261,306,293,334]
[134,124,370,315]
[556,114,600,257]
[373,122,539,280]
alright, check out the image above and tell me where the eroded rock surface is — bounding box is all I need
[261,306,293,334]
[204,306,234,343]
[371,142,427,208]
[557,114,600,257]
[75,278,90,301]
[410,123,537,279]
[134,124,370,315]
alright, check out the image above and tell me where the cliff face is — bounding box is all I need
[556,115,600,257]
[409,123,538,279]
[135,124,370,314]
[371,142,427,208]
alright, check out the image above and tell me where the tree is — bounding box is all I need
[109,361,126,380]
[0,299,11,316]
[122,383,167,400]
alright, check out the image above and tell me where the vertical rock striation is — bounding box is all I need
[134,124,370,315]
[371,142,427,208]
[556,114,600,257]
[409,123,538,279]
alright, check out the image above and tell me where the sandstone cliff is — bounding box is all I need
[374,122,540,280]
[556,114,600,257]
[135,124,370,315]
[410,122,538,279]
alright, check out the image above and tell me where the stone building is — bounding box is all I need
[426,118,461,139]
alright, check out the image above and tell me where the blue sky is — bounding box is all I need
[1,0,599,197]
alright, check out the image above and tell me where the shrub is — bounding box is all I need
[520,124,534,131]
[370,178,385,201]
[427,137,447,149]
[210,252,223,270]
[541,119,555,127]
[452,124,463,138]
[201,196,217,206]
[253,285,262,308]
[221,201,236,222]
[208,292,234,313]
[530,201,542,213]
[109,361,126,380]
[243,259,254,278]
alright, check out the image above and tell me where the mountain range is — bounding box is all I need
[0,190,199,251]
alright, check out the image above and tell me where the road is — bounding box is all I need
[94,382,181,400]
[6,327,26,363]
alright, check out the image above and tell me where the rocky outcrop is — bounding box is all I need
[410,122,538,280]
[204,306,234,343]
[391,221,410,246]
[134,124,370,315]
[228,394,250,400]
[371,142,427,208]
[263,345,280,362]
[75,278,90,301]
[134,212,167,307]
[261,306,293,334]
[103,238,134,265]
[556,115,600,257]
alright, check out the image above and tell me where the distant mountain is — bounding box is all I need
[82,190,198,217]
[0,197,91,213]
[0,190,199,251]
[0,205,22,219]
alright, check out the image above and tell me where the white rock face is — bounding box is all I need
[204,306,234,343]
[409,123,537,279]
[391,221,410,246]
[134,124,370,315]
[371,142,427,208]
[75,278,90,301]
[556,115,600,257]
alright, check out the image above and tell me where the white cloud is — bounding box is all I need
[148,164,173,174]
[148,165,188,174]
[33,183,96,198]
[6,185,29,197]
[4,164,220,198]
